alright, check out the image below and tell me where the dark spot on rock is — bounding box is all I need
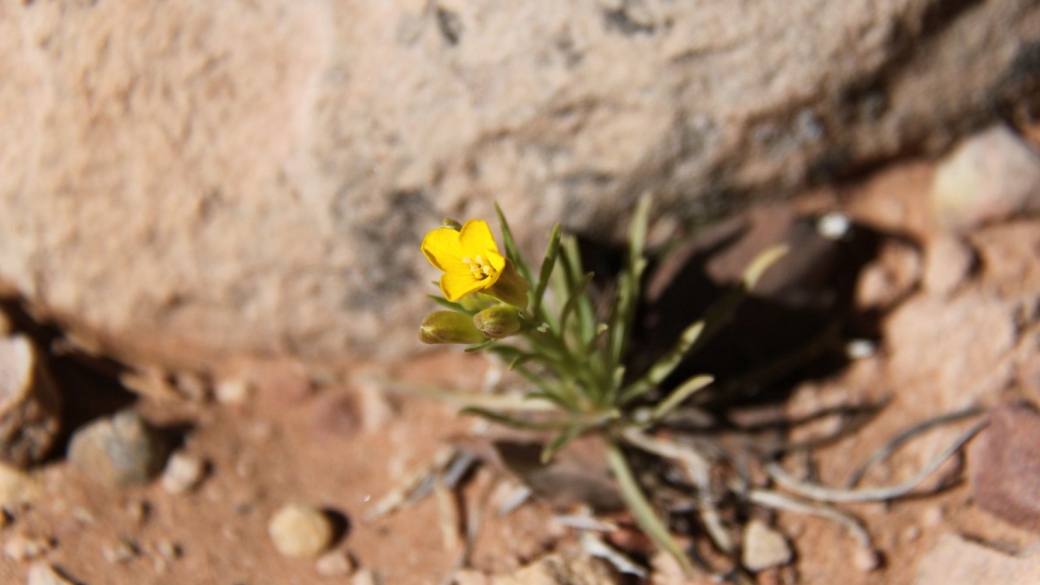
[603,7,655,37]
[435,6,463,46]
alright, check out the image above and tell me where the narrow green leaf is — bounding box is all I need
[540,425,585,464]
[620,320,705,404]
[531,223,563,324]
[459,407,569,430]
[600,363,627,408]
[513,364,579,411]
[524,390,577,410]
[606,440,692,575]
[627,194,653,268]
[494,202,534,284]
[607,195,653,370]
[561,237,597,346]
[559,272,594,333]
[651,375,714,422]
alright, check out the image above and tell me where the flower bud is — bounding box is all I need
[485,259,531,309]
[419,311,485,345]
[473,305,523,339]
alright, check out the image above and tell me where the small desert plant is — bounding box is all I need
[416,196,786,572]
[409,197,984,578]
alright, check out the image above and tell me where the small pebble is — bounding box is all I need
[155,540,180,561]
[160,452,206,494]
[741,519,792,572]
[126,500,150,525]
[854,548,881,572]
[151,540,180,573]
[67,410,168,487]
[845,339,877,360]
[268,504,334,558]
[3,534,53,561]
[214,377,251,405]
[923,506,944,527]
[902,526,922,543]
[315,550,356,577]
[816,212,852,240]
[174,372,210,402]
[101,539,138,564]
[27,563,75,585]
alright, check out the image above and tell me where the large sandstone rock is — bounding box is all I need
[0,0,1037,366]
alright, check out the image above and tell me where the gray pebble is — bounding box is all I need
[67,410,168,487]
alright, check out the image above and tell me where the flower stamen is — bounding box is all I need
[462,256,496,281]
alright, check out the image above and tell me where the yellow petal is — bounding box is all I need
[421,227,464,271]
[459,220,506,274]
[440,271,488,302]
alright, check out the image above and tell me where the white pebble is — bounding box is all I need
[352,569,383,585]
[315,550,355,577]
[27,563,75,585]
[817,212,852,240]
[161,453,206,494]
[854,547,881,572]
[3,534,52,561]
[215,377,251,405]
[742,519,792,572]
[268,504,334,558]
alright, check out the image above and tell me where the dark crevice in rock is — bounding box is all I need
[435,6,462,46]
[602,3,656,37]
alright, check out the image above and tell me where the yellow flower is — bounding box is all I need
[422,220,508,302]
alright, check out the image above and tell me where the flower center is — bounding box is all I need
[462,255,496,280]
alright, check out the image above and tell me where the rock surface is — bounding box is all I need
[1,1,1038,365]
[916,533,1040,585]
[968,404,1040,533]
[0,336,62,468]
[67,410,168,487]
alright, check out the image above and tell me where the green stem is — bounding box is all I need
[605,438,693,575]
